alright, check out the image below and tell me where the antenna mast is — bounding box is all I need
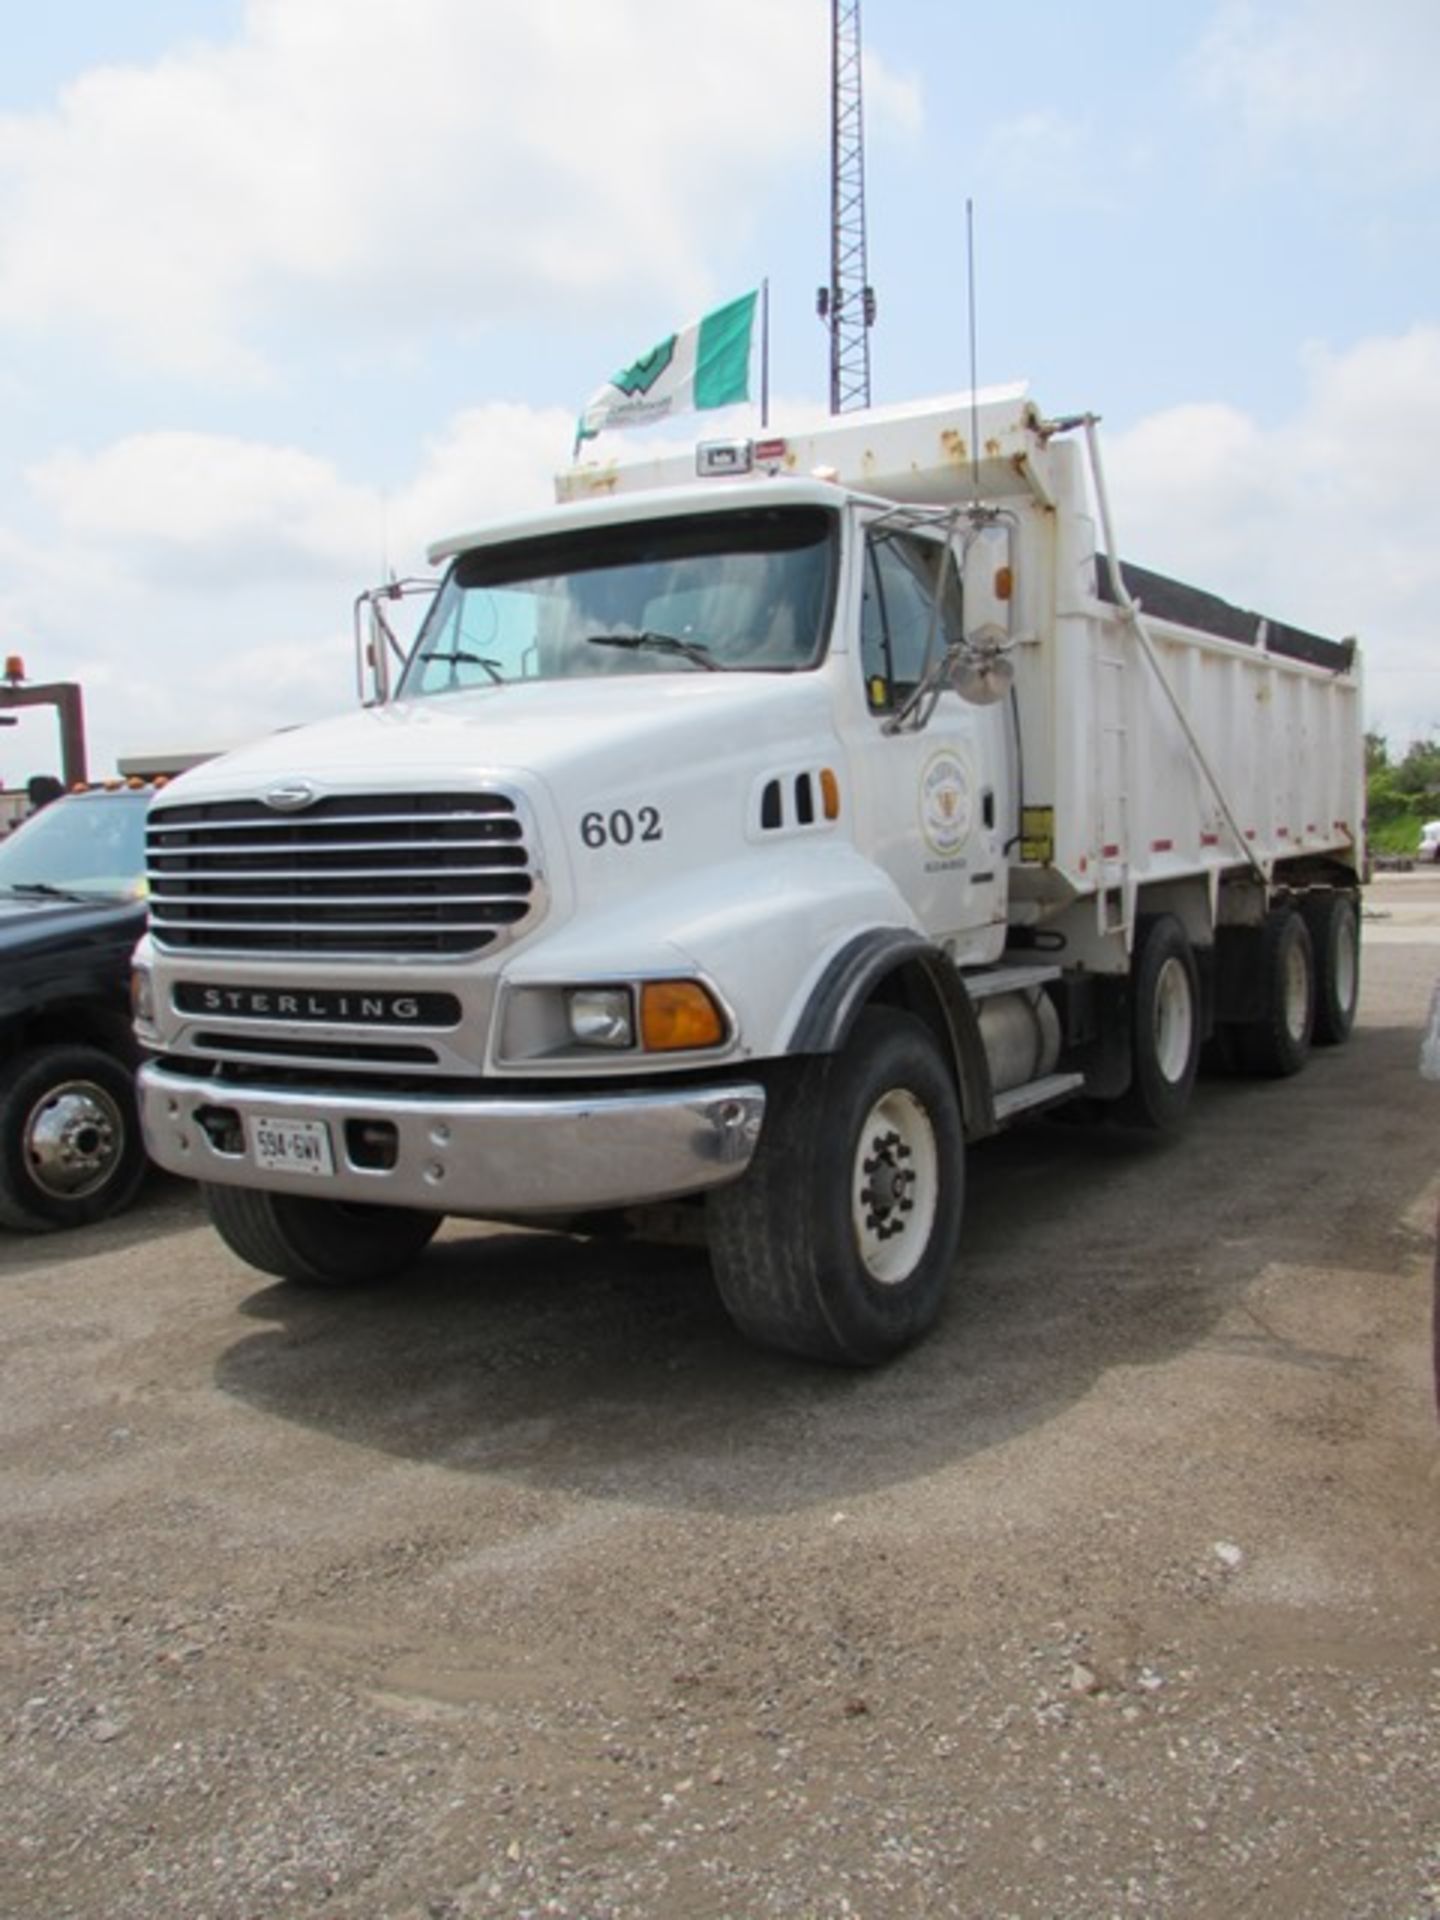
[817,0,875,413]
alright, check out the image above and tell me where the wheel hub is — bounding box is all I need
[851,1091,940,1286]
[1282,938,1311,1041]
[1153,955,1196,1084]
[861,1129,916,1238]
[1333,922,1357,1013]
[25,1082,124,1200]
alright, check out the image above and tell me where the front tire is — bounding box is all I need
[0,1044,147,1232]
[203,1184,441,1287]
[708,1008,964,1365]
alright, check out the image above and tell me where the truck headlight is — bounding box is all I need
[499,978,730,1062]
[130,965,155,1028]
[567,986,635,1049]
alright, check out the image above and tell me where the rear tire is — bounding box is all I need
[708,1009,964,1365]
[1114,915,1201,1130]
[0,1045,147,1232]
[1302,891,1360,1046]
[1234,907,1314,1077]
[203,1184,441,1287]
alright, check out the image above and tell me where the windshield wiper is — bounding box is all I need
[7,882,90,900]
[585,630,722,671]
[423,650,505,683]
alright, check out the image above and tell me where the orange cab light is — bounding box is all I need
[994,566,1013,601]
[640,980,726,1052]
[820,767,841,820]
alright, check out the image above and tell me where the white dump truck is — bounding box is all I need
[133,388,1364,1362]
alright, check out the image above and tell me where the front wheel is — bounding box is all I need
[0,1044,147,1232]
[203,1184,441,1287]
[708,1009,964,1365]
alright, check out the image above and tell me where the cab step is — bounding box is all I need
[963,960,1064,1000]
[993,1071,1086,1126]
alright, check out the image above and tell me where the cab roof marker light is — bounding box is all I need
[695,440,754,478]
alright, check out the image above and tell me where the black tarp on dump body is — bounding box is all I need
[1093,558,1355,674]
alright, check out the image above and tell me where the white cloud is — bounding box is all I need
[863,53,923,144]
[1194,0,1440,181]
[24,400,578,584]
[3,399,582,773]
[1103,326,1440,746]
[978,110,1136,211]
[388,403,580,558]
[0,0,849,381]
[29,433,378,583]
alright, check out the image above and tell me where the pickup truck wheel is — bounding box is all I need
[1235,907,1315,1077]
[203,1184,441,1287]
[1302,891,1360,1046]
[708,1009,964,1365]
[1115,915,1201,1130]
[0,1045,146,1232]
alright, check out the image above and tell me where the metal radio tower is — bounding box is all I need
[817,0,875,413]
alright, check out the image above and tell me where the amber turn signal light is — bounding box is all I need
[640,980,726,1052]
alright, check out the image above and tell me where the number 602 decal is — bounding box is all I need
[580,805,663,849]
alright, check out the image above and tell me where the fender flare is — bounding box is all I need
[786,927,996,1136]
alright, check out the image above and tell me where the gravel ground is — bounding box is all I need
[2,873,1438,1920]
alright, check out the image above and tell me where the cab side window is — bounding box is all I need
[860,529,962,712]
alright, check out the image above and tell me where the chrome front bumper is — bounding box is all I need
[138,1064,766,1214]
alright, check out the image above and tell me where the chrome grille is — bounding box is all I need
[147,790,537,957]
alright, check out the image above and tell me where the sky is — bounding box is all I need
[1,0,1437,780]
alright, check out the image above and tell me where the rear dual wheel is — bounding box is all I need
[1302,891,1360,1046]
[1234,907,1315,1077]
[1115,915,1201,1130]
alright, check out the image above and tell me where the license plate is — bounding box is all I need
[249,1116,335,1177]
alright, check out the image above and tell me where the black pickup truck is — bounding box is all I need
[0,787,151,1231]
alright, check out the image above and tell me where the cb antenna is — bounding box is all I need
[967,197,981,502]
[817,0,876,413]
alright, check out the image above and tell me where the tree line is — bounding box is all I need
[1367,733,1440,854]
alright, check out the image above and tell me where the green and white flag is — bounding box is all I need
[574,290,758,452]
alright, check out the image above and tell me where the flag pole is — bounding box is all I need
[761,278,770,429]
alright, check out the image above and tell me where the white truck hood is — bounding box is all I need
[166,672,835,798]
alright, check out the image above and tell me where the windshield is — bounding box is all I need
[0,792,150,899]
[399,505,837,697]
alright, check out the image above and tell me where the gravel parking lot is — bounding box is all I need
[3,873,1438,1920]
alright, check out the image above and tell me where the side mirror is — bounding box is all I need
[961,523,1014,645]
[947,623,1014,706]
[352,578,439,707]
